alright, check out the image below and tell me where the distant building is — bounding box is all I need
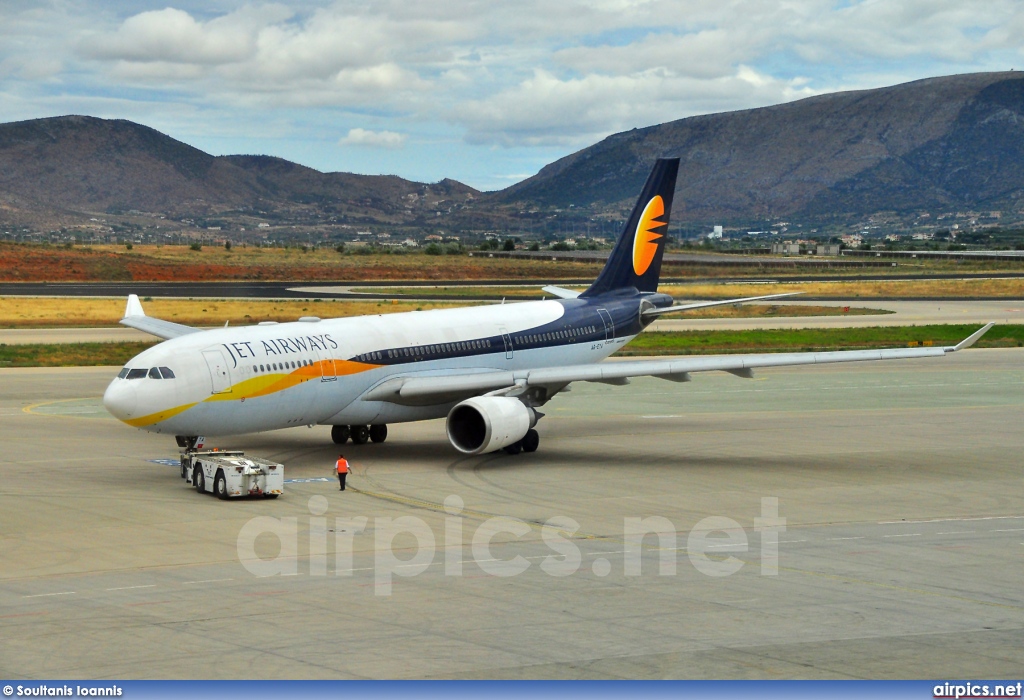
[708,225,723,239]
[771,242,802,255]
[816,244,840,256]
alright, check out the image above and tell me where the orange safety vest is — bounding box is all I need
[336,458,350,474]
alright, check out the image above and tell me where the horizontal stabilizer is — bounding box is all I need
[641,292,802,318]
[542,285,582,299]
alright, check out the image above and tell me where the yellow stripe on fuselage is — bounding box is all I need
[124,401,198,428]
[122,360,381,427]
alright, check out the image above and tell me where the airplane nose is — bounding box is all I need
[103,380,138,421]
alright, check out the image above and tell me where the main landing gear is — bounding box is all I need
[503,428,539,455]
[332,424,388,445]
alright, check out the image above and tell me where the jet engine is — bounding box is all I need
[446,396,537,455]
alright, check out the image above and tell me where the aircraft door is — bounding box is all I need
[312,345,337,382]
[500,328,514,360]
[201,348,233,394]
[597,308,614,341]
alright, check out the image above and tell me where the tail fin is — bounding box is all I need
[581,158,680,297]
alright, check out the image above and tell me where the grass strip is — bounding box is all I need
[619,324,1024,355]
[0,341,158,367]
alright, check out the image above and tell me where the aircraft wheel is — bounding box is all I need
[194,465,205,493]
[331,425,350,444]
[503,442,523,455]
[350,425,370,445]
[522,429,539,453]
[214,470,229,500]
[369,424,388,443]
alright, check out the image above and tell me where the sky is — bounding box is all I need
[1,1,1023,191]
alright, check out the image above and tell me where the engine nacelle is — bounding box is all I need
[446,396,536,455]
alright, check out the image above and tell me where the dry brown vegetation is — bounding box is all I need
[0,297,471,328]
[0,243,606,282]
[0,297,888,328]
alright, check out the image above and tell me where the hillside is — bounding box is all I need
[497,71,1024,224]
[0,116,478,229]
[3,72,1024,235]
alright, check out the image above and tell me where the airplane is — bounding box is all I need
[103,158,993,455]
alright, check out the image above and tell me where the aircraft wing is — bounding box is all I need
[118,294,201,340]
[362,323,994,406]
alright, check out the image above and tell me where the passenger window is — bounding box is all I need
[148,367,162,379]
[159,367,175,379]
[117,368,130,379]
[126,369,147,379]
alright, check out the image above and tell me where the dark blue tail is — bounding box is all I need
[581,158,679,297]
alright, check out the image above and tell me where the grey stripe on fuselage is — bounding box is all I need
[347,297,648,367]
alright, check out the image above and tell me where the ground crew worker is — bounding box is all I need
[336,455,350,491]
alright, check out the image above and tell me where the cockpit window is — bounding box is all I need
[117,368,130,379]
[159,367,175,379]
[148,367,162,379]
[126,369,148,379]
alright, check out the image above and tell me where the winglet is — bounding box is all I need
[952,322,994,351]
[125,294,146,318]
[119,294,200,340]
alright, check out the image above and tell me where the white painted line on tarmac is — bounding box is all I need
[24,591,75,598]
[937,531,973,535]
[993,528,1024,532]
[182,578,234,585]
[883,533,922,538]
[105,585,156,591]
[879,515,1024,524]
[827,536,866,540]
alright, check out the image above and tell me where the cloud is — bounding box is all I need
[339,128,408,149]
[457,66,818,148]
[81,6,292,66]
[3,0,1024,184]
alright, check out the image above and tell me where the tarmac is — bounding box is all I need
[1,349,1022,679]
[2,299,1022,345]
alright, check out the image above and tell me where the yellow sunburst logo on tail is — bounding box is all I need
[632,195,666,276]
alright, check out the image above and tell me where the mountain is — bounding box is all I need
[0,115,478,228]
[496,71,1024,223]
[3,71,1024,235]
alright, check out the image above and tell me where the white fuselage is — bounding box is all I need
[103,300,632,437]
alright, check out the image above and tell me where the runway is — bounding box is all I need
[1,350,1022,678]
